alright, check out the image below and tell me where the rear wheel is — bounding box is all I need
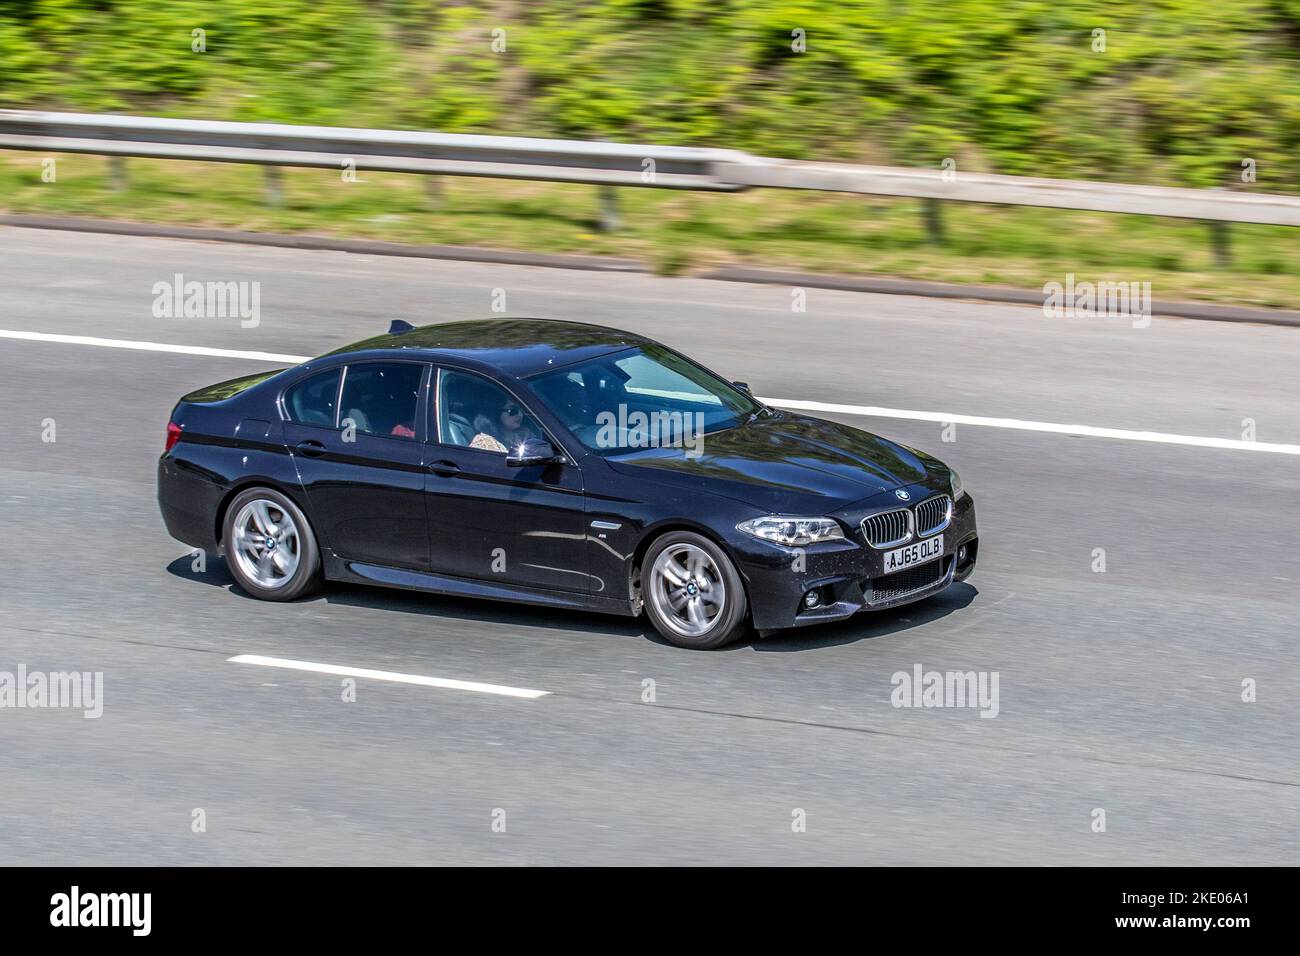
[222,488,321,601]
[642,531,748,649]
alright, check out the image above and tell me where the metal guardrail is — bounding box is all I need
[719,161,1300,227]
[2,110,1298,230]
[0,110,751,190]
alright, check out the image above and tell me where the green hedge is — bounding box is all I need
[3,0,1299,191]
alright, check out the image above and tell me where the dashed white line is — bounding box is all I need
[5,327,1300,456]
[228,654,550,699]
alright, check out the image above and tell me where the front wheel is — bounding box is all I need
[222,487,321,601]
[642,531,749,649]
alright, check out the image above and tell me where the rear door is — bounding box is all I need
[283,361,431,570]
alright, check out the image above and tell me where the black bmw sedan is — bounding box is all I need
[158,319,977,649]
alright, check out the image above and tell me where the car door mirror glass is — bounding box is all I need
[505,437,561,467]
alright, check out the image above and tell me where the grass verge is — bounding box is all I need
[4,152,1297,309]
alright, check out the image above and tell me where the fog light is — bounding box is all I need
[957,545,967,563]
[803,590,822,609]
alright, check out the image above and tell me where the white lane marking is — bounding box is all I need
[228,654,550,699]
[4,327,1297,456]
[0,329,308,364]
[761,398,1300,456]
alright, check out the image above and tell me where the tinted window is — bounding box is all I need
[529,344,758,454]
[438,370,541,454]
[339,363,424,440]
[284,369,340,426]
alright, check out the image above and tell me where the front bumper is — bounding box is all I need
[733,491,978,632]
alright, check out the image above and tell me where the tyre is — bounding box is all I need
[222,487,321,601]
[642,531,749,649]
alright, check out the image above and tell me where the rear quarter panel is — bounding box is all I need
[157,384,308,555]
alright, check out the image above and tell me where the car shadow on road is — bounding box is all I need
[167,553,240,589]
[166,553,650,639]
[746,583,978,652]
[167,555,978,651]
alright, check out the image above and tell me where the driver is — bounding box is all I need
[472,397,537,453]
[494,399,537,449]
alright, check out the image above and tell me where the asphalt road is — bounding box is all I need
[1,226,1297,865]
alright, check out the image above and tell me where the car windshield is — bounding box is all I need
[528,345,761,455]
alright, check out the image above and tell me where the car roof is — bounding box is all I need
[322,318,653,377]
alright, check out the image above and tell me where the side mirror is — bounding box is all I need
[505,437,563,467]
[733,381,751,394]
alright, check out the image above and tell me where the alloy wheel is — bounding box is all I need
[648,542,726,638]
[230,498,301,589]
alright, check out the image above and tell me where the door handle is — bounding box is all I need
[428,459,461,477]
[294,440,327,458]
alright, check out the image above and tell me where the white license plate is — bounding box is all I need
[882,534,943,574]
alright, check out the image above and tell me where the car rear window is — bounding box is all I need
[283,368,341,427]
[182,369,284,404]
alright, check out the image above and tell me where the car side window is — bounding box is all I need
[438,370,541,455]
[339,363,424,440]
[283,368,341,427]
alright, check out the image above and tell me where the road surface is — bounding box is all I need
[1,227,1296,864]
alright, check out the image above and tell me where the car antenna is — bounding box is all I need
[388,319,415,334]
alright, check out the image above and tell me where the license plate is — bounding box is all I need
[882,534,943,574]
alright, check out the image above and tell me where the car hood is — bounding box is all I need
[605,413,949,514]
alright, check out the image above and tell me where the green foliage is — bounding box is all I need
[2,0,1299,190]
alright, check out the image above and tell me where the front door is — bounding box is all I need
[423,367,589,592]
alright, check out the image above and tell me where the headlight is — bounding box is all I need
[950,467,967,500]
[736,516,845,547]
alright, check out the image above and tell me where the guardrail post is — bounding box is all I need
[1209,221,1232,268]
[424,176,444,210]
[264,166,284,207]
[922,198,945,244]
[598,185,620,233]
[107,157,128,192]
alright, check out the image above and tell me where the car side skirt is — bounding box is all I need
[324,554,638,618]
